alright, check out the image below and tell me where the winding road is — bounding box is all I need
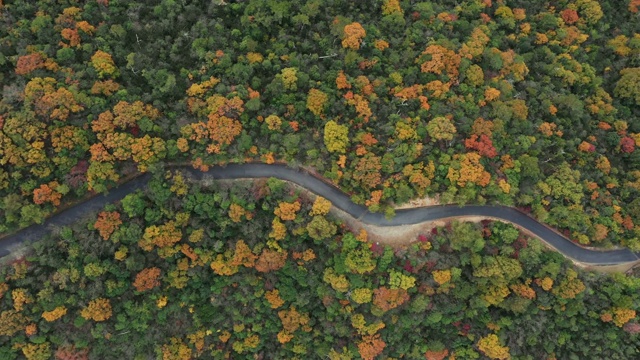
[1,163,639,267]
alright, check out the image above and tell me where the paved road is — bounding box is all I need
[1,164,639,266]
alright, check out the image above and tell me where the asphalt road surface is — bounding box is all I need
[1,163,638,266]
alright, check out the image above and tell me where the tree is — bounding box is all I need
[230,240,257,268]
[24,77,83,121]
[133,267,161,292]
[447,152,491,187]
[310,197,332,216]
[345,93,372,122]
[274,201,301,221]
[464,134,497,158]
[255,249,287,273]
[433,269,452,285]
[138,221,182,257]
[280,67,298,90]
[344,247,376,274]
[620,136,635,153]
[93,211,122,240]
[372,286,409,312]
[306,216,337,240]
[307,89,328,117]
[357,334,386,360]
[161,338,192,360]
[265,114,282,131]
[80,298,112,322]
[324,120,349,153]
[465,65,484,86]
[22,343,51,360]
[381,0,402,15]
[15,52,47,75]
[419,45,461,79]
[42,306,67,322]
[561,9,579,24]
[426,116,456,142]
[0,310,29,336]
[112,100,160,129]
[90,50,119,78]
[353,154,382,188]
[33,181,63,206]
[265,289,285,309]
[336,71,351,89]
[477,334,510,359]
[342,22,366,50]
[575,0,603,25]
[541,162,584,204]
[54,345,89,360]
[614,67,640,105]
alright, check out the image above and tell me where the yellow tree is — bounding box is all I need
[382,0,402,15]
[280,68,298,90]
[477,334,510,359]
[307,89,328,116]
[310,197,332,216]
[24,77,83,121]
[90,50,119,78]
[139,221,182,257]
[274,201,301,221]
[447,152,491,187]
[80,298,112,321]
[112,100,160,129]
[324,120,349,153]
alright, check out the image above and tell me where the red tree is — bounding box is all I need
[464,134,498,158]
[621,137,635,153]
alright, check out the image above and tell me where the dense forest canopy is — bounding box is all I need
[1,175,640,359]
[0,0,639,248]
[1,0,640,359]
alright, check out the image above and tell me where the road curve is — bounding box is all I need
[1,163,639,266]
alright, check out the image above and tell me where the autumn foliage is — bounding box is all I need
[358,334,386,360]
[372,286,410,312]
[133,267,162,292]
[447,152,491,187]
[41,306,67,322]
[307,88,328,117]
[419,45,461,79]
[477,334,510,359]
[274,201,301,221]
[93,211,122,240]
[33,181,62,207]
[465,134,498,158]
[342,22,366,50]
[80,298,112,322]
[255,249,287,273]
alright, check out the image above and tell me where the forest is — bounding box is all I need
[0,0,639,359]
